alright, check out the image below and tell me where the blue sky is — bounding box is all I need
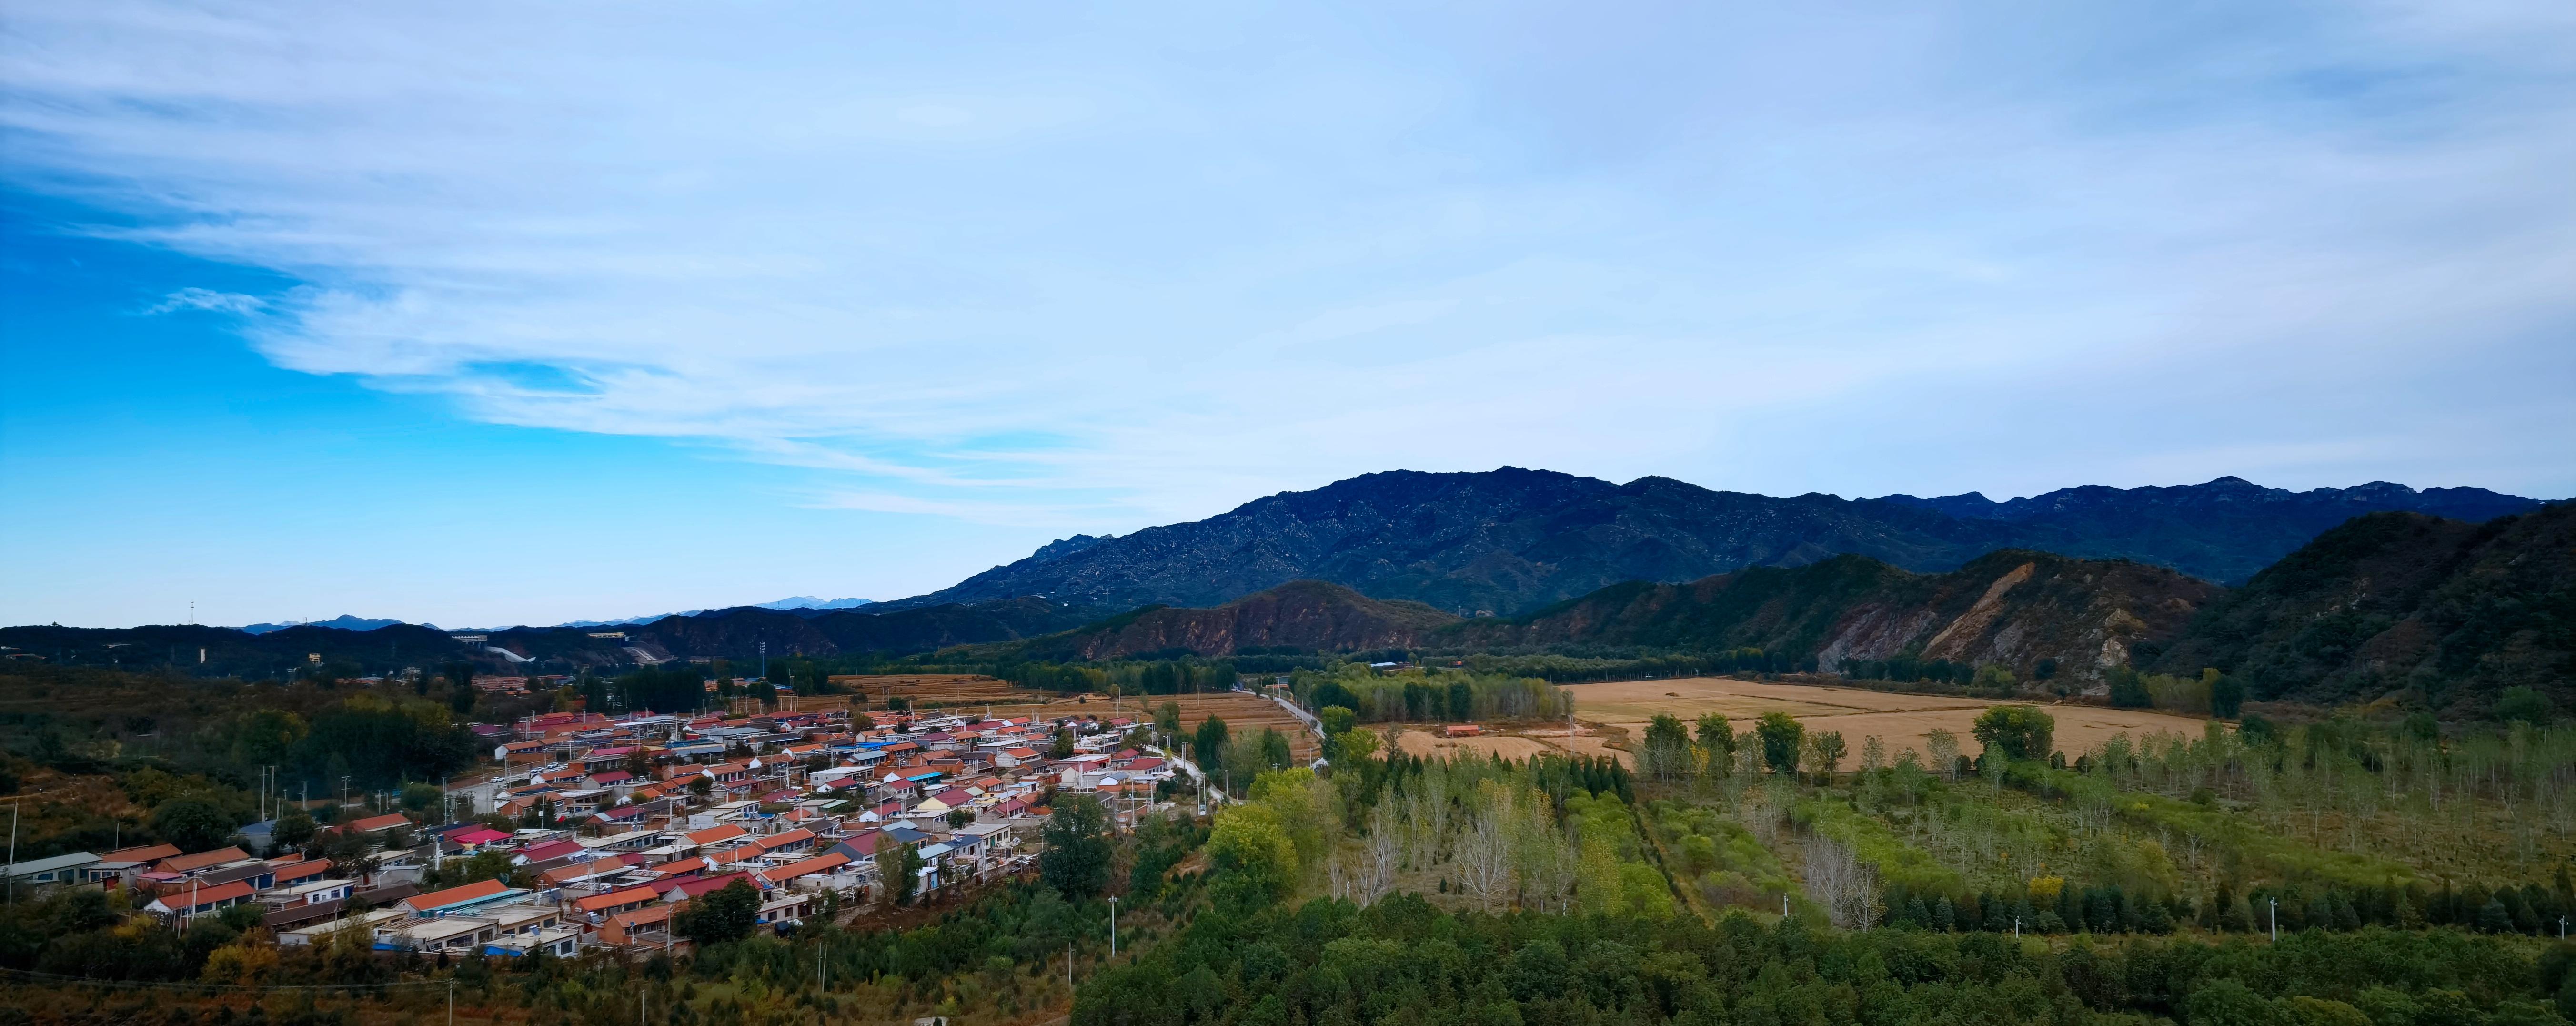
[4,1,2571,629]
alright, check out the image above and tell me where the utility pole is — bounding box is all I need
[6,799,17,906]
[1109,895,1119,957]
[2269,897,2278,941]
[2013,915,2021,939]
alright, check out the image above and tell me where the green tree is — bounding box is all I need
[272,807,317,849]
[1193,716,1230,778]
[674,879,760,944]
[2498,686,2554,725]
[2210,669,2246,719]
[1258,727,1292,770]
[1694,714,1734,778]
[1971,704,2055,762]
[1756,711,1804,776]
[876,842,924,906]
[152,798,238,853]
[1807,730,1847,781]
[1640,714,1693,781]
[1050,727,1077,759]
[1206,804,1296,910]
[1155,701,1183,739]
[1039,794,1114,901]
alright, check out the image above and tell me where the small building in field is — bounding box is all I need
[1442,723,1482,738]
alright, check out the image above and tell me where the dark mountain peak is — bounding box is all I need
[1027,534,1112,564]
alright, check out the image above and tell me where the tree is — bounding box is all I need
[2498,687,2554,725]
[1206,804,1297,910]
[1194,715,1230,777]
[946,808,975,829]
[1756,712,1804,776]
[272,807,317,849]
[1926,729,1962,782]
[1694,714,1734,779]
[876,842,924,906]
[2209,670,2245,719]
[1971,705,2054,762]
[1258,728,1292,771]
[1640,714,1693,781]
[2108,668,2152,709]
[1155,701,1183,738]
[1050,727,1077,759]
[1807,731,1847,781]
[1039,794,1114,901]
[152,798,238,853]
[674,879,760,944]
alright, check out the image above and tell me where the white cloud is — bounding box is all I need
[143,287,264,315]
[6,0,2572,529]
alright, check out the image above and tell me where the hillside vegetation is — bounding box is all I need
[2153,504,2576,717]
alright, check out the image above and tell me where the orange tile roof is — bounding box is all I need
[755,828,816,851]
[151,879,254,911]
[157,847,250,874]
[574,886,660,913]
[103,843,182,863]
[757,853,848,883]
[686,824,747,846]
[402,877,512,912]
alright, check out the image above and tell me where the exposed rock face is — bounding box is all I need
[882,469,2543,617]
[1032,580,1459,659]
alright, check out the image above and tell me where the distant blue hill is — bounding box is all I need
[237,614,418,634]
[241,596,877,634]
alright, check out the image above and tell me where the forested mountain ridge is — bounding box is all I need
[1016,579,1459,660]
[1437,549,2219,683]
[886,468,2544,617]
[2151,503,2576,716]
[1876,476,2543,584]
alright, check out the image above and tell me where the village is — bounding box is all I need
[2,686,1204,962]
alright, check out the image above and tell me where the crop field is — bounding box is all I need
[831,673,1026,708]
[1563,676,2214,760]
[1389,729,1557,762]
[1156,692,1318,762]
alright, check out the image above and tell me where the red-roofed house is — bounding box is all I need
[156,847,251,877]
[574,886,660,918]
[685,824,747,849]
[398,878,514,916]
[659,871,762,904]
[514,839,586,865]
[756,853,849,889]
[144,879,255,917]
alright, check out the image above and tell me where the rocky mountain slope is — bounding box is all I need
[2150,503,2575,716]
[888,468,2541,616]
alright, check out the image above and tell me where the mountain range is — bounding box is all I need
[14,468,2563,717]
[884,468,2544,616]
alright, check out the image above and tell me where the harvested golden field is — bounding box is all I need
[1562,676,2214,762]
[832,673,1026,707]
[1153,692,1319,763]
[1389,729,1556,762]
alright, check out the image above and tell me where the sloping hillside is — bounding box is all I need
[2151,504,2575,715]
[1437,549,2218,681]
[1020,580,1458,659]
